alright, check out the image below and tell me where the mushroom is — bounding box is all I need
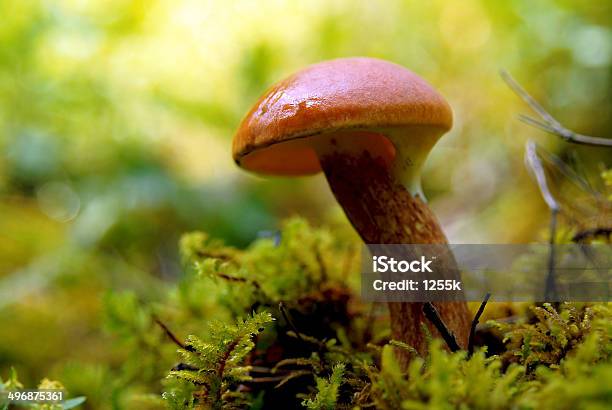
[232,57,470,365]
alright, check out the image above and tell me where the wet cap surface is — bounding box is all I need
[233,57,452,175]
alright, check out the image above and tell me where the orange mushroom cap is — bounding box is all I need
[233,57,452,175]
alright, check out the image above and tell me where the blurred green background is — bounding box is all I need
[0,0,610,403]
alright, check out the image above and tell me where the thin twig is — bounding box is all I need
[525,141,561,212]
[212,271,261,290]
[245,375,290,383]
[272,358,319,373]
[468,293,491,357]
[525,141,560,302]
[518,114,559,134]
[274,370,312,388]
[278,302,305,344]
[501,70,612,147]
[501,70,559,124]
[422,303,461,352]
[248,366,281,374]
[572,227,612,243]
[545,209,559,303]
[153,316,186,349]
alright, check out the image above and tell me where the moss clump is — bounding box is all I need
[149,218,611,409]
[6,218,609,409]
[165,312,275,410]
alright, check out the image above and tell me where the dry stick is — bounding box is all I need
[467,293,491,357]
[245,375,289,384]
[422,302,461,352]
[211,271,261,290]
[501,70,612,147]
[195,250,236,262]
[278,302,305,344]
[573,227,612,243]
[525,142,561,213]
[525,141,560,302]
[153,316,186,349]
[274,370,312,389]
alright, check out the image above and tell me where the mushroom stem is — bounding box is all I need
[318,146,470,367]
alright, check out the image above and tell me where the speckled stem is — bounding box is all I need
[318,148,470,368]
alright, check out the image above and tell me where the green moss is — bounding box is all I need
[5,218,610,409]
[302,363,346,410]
[165,312,274,410]
[157,219,612,409]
